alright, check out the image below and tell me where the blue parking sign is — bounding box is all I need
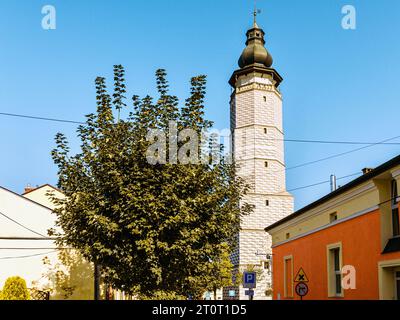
[243,271,256,288]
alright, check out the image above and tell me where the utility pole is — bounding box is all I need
[94,263,101,300]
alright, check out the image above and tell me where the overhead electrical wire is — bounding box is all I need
[0,236,56,240]
[0,112,84,125]
[288,172,361,192]
[281,134,400,173]
[0,250,57,260]
[1,111,400,146]
[0,247,69,250]
[268,138,400,146]
[1,110,400,194]
[0,210,48,238]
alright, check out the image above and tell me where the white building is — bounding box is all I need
[0,185,62,290]
[229,18,293,299]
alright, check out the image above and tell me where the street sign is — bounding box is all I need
[243,271,256,289]
[295,282,309,300]
[244,290,254,296]
[294,267,309,283]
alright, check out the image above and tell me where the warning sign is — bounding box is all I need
[294,268,309,283]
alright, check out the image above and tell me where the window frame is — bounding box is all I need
[327,242,344,298]
[395,270,400,300]
[283,255,294,298]
[391,180,400,237]
[330,212,338,223]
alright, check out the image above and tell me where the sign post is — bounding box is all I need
[294,267,309,300]
[295,282,309,300]
[243,271,256,300]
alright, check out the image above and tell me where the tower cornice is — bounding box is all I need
[229,64,283,88]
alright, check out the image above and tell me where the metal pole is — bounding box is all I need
[330,174,337,192]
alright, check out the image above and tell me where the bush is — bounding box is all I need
[0,276,30,300]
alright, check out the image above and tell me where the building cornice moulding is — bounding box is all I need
[269,181,377,234]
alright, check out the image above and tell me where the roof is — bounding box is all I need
[22,183,62,196]
[0,186,53,211]
[265,153,400,232]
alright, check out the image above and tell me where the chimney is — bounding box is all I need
[362,168,374,175]
[330,175,337,192]
[23,184,36,194]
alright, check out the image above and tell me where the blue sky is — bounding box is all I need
[1,0,400,210]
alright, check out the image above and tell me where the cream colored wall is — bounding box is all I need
[22,185,94,300]
[0,187,58,289]
[23,185,65,210]
[378,259,400,300]
[374,179,392,251]
[270,181,379,245]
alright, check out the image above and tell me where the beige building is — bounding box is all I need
[0,184,94,299]
[0,185,59,290]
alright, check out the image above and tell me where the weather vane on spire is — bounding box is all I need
[253,0,262,26]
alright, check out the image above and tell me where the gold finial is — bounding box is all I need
[253,0,261,27]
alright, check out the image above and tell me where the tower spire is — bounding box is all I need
[253,0,260,28]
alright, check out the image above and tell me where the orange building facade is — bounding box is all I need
[266,155,400,300]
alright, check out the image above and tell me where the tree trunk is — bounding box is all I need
[94,263,101,300]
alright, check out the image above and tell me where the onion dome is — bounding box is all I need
[238,21,273,69]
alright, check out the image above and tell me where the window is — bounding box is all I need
[284,256,293,298]
[265,161,268,168]
[391,180,400,237]
[327,243,343,297]
[263,96,267,102]
[286,233,290,239]
[330,212,338,223]
[333,249,341,295]
[264,128,267,134]
[265,200,269,206]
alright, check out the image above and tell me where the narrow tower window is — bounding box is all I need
[264,128,267,134]
[265,200,269,206]
[263,96,267,102]
[265,161,268,168]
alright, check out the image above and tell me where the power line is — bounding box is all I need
[0,247,69,250]
[270,138,400,145]
[288,172,361,192]
[1,111,400,146]
[0,211,48,238]
[284,134,400,172]
[0,112,84,125]
[0,250,57,260]
[0,237,56,240]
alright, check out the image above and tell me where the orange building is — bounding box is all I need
[265,155,400,300]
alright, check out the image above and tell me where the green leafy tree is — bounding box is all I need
[205,244,234,300]
[51,66,251,298]
[39,250,94,300]
[1,276,30,300]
